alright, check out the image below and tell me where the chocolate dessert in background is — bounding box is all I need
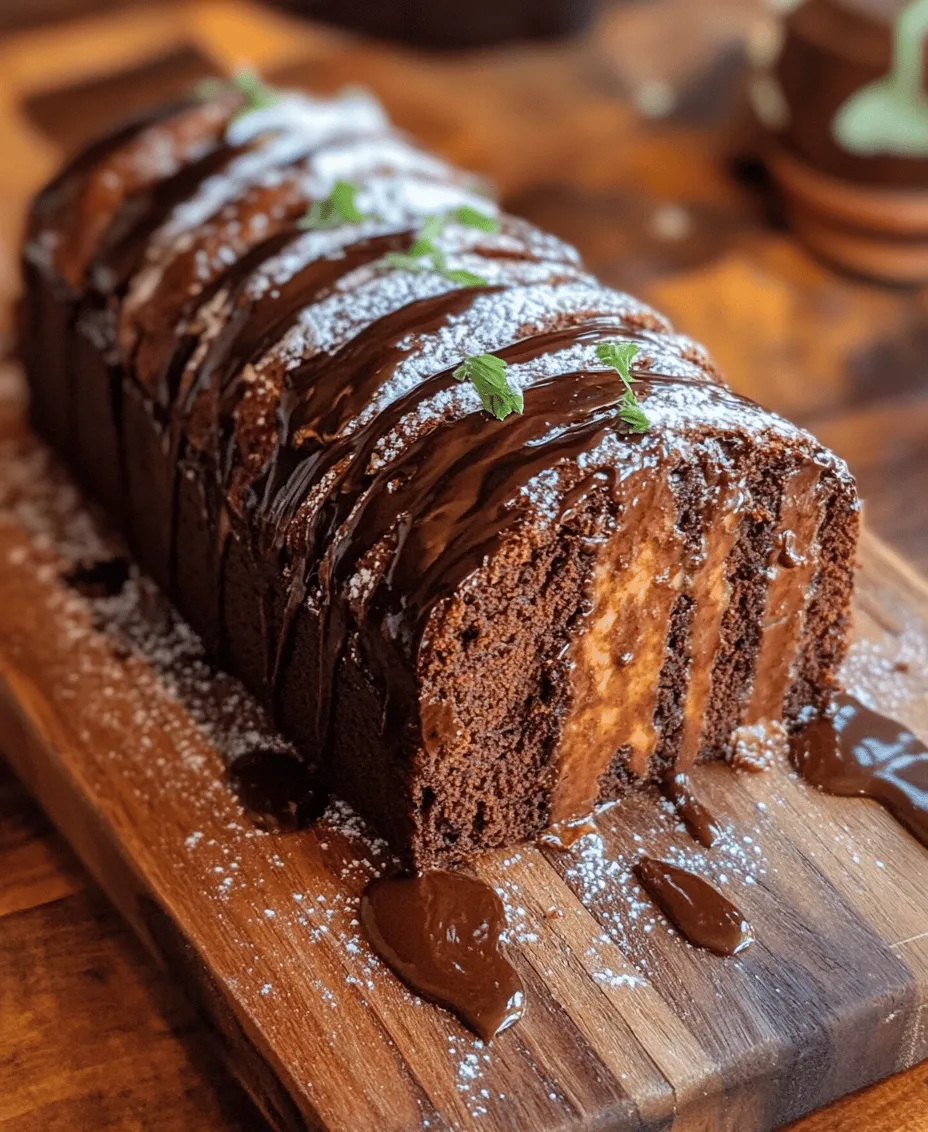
[268,0,598,49]
[757,0,928,282]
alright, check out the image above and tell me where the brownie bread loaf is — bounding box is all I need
[20,79,860,869]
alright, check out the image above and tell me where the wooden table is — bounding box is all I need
[1,2,927,1129]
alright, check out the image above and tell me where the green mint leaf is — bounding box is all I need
[618,390,650,434]
[596,340,649,433]
[441,268,489,287]
[417,215,447,243]
[449,205,500,233]
[454,354,523,420]
[379,204,498,281]
[595,342,640,387]
[228,67,281,124]
[408,236,438,259]
[380,239,449,275]
[299,181,379,230]
[331,180,364,223]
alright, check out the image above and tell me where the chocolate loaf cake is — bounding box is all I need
[20,78,860,869]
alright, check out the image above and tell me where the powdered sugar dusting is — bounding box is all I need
[225,88,388,149]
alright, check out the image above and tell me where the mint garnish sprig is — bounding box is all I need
[298,181,381,230]
[381,206,500,288]
[595,342,649,434]
[454,353,523,420]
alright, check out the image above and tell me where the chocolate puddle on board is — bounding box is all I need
[662,773,722,849]
[634,856,754,957]
[360,870,525,1042]
[790,692,928,849]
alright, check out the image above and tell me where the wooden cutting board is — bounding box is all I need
[0,367,926,1132]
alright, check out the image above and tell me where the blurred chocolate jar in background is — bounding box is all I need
[269,0,599,48]
[756,0,928,283]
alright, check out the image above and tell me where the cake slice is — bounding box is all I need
[20,78,859,869]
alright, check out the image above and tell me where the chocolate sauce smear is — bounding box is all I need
[360,871,524,1040]
[634,857,754,956]
[663,773,722,848]
[790,693,928,849]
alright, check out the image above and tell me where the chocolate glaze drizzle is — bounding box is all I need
[360,871,525,1041]
[790,693,928,849]
[635,857,754,956]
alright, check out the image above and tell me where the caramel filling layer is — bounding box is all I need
[744,461,824,725]
[673,477,745,772]
[551,468,682,823]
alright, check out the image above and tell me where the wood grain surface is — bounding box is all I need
[1,2,928,1129]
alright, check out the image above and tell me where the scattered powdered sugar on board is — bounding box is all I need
[842,627,928,730]
[498,786,774,978]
